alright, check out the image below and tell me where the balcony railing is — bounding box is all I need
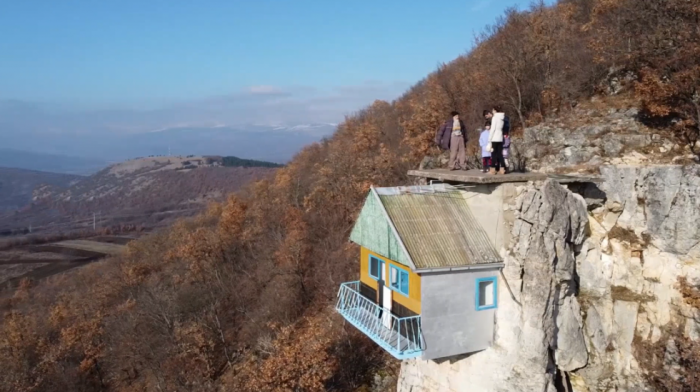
[336,281,423,360]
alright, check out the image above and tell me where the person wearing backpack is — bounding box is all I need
[484,109,510,138]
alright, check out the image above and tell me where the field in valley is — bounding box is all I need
[0,235,136,292]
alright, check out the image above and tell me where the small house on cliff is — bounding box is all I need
[335,185,504,360]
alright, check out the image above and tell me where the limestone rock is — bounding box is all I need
[601,165,700,255]
[516,107,677,173]
[602,137,624,156]
[612,300,639,373]
[399,165,700,392]
[555,295,588,371]
[419,151,450,170]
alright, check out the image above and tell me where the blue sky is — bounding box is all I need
[0,0,538,110]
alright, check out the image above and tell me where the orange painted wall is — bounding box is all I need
[359,247,421,314]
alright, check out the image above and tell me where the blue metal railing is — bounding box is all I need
[335,281,423,360]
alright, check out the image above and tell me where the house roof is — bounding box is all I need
[350,185,503,271]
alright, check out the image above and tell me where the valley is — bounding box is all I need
[1,0,699,391]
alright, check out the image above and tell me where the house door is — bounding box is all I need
[380,261,392,329]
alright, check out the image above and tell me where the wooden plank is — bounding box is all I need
[408,169,601,184]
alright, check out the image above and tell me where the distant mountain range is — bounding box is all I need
[0,124,335,169]
[0,98,337,171]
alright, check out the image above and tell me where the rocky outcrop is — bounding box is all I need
[398,165,700,392]
[512,180,589,387]
[399,179,590,392]
[512,106,686,174]
[574,164,700,390]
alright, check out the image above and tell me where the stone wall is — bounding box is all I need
[398,165,700,392]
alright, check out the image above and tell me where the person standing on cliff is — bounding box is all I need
[485,106,506,174]
[484,108,511,172]
[479,121,492,173]
[435,111,467,170]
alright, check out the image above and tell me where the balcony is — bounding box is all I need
[335,281,423,360]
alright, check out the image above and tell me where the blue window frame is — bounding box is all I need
[389,264,410,296]
[369,256,381,280]
[476,277,498,311]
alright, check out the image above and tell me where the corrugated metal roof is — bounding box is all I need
[375,187,502,269]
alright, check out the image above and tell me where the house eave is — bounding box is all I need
[415,262,505,274]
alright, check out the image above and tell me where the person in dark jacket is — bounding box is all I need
[435,111,467,170]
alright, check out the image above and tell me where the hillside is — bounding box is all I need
[0,156,277,236]
[0,1,698,391]
[0,167,81,213]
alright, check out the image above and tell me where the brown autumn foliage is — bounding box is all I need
[589,0,700,154]
[1,1,699,391]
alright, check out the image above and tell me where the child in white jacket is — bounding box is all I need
[479,122,492,173]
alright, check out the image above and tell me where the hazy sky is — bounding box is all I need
[0,0,538,114]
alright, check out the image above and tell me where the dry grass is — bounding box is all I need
[0,263,50,284]
[578,94,642,113]
[0,250,71,262]
[55,240,126,255]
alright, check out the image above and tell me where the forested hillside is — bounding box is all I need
[0,156,277,237]
[0,167,81,213]
[1,1,698,391]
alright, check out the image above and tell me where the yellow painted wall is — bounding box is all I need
[359,247,421,314]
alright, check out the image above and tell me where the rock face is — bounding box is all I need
[399,179,589,392]
[511,106,684,174]
[575,164,700,391]
[398,165,700,392]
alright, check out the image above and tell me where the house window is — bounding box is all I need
[369,256,381,280]
[476,277,497,310]
[389,265,410,296]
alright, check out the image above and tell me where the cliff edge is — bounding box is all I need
[398,164,700,391]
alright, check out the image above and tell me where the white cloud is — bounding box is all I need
[0,81,410,136]
[248,85,284,94]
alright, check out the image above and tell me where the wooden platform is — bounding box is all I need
[407,169,601,184]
